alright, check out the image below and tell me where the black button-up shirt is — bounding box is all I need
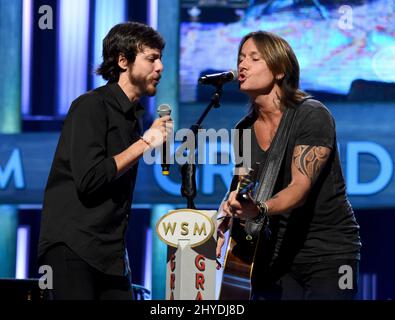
[38,82,144,276]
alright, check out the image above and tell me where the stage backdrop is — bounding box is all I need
[1,101,394,209]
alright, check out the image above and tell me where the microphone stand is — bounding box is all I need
[179,85,224,209]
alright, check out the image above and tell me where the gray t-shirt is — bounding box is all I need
[230,99,361,266]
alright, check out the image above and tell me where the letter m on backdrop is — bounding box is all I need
[0,149,25,189]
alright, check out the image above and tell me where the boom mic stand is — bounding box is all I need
[178,85,224,209]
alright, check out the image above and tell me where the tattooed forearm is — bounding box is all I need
[293,145,330,182]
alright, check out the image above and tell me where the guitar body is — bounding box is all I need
[219,237,251,299]
[219,219,257,300]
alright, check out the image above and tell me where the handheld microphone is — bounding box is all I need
[198,70,238,86]
[157,104,172,175]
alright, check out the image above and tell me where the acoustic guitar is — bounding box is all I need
[218,169,265,300]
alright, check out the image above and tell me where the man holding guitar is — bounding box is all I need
[216,31,361,300]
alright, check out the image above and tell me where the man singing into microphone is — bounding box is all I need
[38,22,172,300]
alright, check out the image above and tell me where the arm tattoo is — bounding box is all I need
[293,145,330,182]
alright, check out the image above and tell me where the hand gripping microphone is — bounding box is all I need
[157,104,172,175]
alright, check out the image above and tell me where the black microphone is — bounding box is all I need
[157,104,172,175]
[198,70,238,86]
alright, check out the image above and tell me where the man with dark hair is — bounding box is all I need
[38,22,172,300]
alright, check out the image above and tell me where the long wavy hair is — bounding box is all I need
[96,22,165,82]
[238,31,310,109]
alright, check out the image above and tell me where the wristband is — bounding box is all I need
[248,201,268,222]
[257,201,269,215]
[140,136,152,147]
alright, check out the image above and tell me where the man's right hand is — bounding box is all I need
[142,115,173,149]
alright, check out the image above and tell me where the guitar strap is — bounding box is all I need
[219,105,298,300]
[245,105,297,240]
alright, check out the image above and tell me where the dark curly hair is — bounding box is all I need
[96,22,165,82]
